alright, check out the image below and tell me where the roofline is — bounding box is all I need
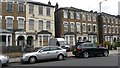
[27,2,55,7]
[55,7,98,14]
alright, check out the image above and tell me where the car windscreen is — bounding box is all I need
[80,43,93,48]
[33,47,42,52]
[76,43,82,48]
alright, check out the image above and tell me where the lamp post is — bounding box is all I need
[99,0,107,13]
[98,0,107,47]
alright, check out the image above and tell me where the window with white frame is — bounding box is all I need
[63,10,68,18]
[88,24,91,32]
[76,12,80,19]
[70,11,74,19]
[18,3,24,12]
[43,35,48,40]
[76,22,80,32]
[69,35,74,44]
[39,6,43,15]
[88,35,92,42]
[103,16,106,22]
[46,7,50,16]
[109,26,111,33]
[115,18,118,24]
[112,26,115,33]
[82,23,86,32]
[7,2,13,12]
[88,14,91,21]
[65,35,74,45]
[117,26,118,33]
[65,35,68,43]
[107,17,110,23]
[29,4,34,14]
[18,18,24,29]
[46,21,51,29]
[115,26,118,33]
[82,13,86,21]
[70,22,74,32]
[64,22,68,32]
[38,20,43,30]
[104,25,107,33]
[93,24,97,32]
[108,25,111,33]
[111,18,113,23]
[93,14,96,22]
[6,17,13,29]
[29,19,34,30]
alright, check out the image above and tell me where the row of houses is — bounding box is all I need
[0,1,120,49]
[55,6,120,46]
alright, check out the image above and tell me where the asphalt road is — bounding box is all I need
[4,53,119,67]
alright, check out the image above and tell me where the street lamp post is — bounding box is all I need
[99,0,107,13]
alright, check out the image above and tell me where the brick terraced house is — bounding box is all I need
[0,1,55,50]
[55,6,99,46]
[55,5,120,46]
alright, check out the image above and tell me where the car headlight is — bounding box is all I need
[22,55,28,59]
[3,55,9,59]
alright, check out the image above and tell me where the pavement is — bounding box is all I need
[9,50,119,63]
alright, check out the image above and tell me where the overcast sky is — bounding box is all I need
[33,0,120,15]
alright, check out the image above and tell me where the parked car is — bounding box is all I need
[21,46,67,64]
[0,54,9,66]
[72,42,109,58]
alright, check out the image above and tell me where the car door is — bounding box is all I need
[50,47,62,59]
[92,44,101,55]
[82,43,94,55]
[86,43,95,55]
[37,47,51,60]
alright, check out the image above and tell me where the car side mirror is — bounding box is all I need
[39,50,43,53]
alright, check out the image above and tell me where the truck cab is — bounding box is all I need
[48,38,70,49]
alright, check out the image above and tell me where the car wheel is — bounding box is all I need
[28,57,37,64]
[57,54,64,61]
[103,51,109,57]
[82,52,89,58]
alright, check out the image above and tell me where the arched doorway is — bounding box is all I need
[78,37,82,42]
[17,36,25,46]
[117,37,119,41]
[113,38,116,42]
[27,36,33,46]
[83,37,87,42]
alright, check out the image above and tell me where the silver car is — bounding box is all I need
[21,46,67,64]
[0,55,9,66]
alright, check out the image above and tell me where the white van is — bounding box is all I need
[48,38,70,49]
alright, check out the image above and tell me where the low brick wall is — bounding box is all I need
[3,52,22,58]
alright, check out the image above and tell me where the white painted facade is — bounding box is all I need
[26,2,55,48]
